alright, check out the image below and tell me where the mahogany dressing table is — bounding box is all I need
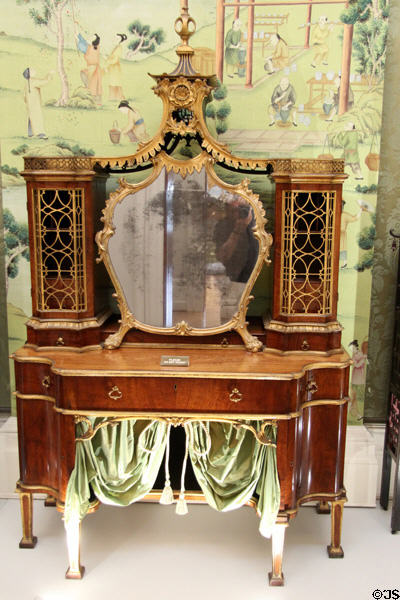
[13,2,350,587]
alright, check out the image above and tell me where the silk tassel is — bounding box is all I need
[160,424,174,505]
[176,426,189,516]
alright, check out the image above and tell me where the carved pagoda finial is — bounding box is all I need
[170,0,198,76]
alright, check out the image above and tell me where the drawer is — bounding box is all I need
[306,367,350,400]
[14,361,54,396]
[58,375,300,415]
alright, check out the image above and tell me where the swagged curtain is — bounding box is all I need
[64,417,280,538]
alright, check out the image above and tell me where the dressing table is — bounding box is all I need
[13,1,350,587]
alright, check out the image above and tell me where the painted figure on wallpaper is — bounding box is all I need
[225,19,243,78]
[324,76,354,121]
[19,0,70,106]
[105,34,127,101]
[340,201,362,269]
[310,16,334,68]
[264,33,289,75]
[349,339,368,418]
[23,67,53,139]
[118,100,148,142]
[76,32,102,105]
[337,121,363,180]
[268,77,297,127]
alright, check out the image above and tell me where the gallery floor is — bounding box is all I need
[0,498,398,600]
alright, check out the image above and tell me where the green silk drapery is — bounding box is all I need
[64,418,280,537]
[64,418,168,523]
[187,421,279,537]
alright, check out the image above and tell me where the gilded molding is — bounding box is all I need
[26,309,112,330]
[14,392,55,404]
[300,397,348,410]
[56,407,300,420]
[265,318,343,333]
[16,481,59,497]
[23,156,94,172]
[55,396,346,425]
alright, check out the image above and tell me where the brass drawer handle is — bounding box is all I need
[306,380,318,394]
[229,388,242,403]
[42,376,50,389]
[108,385,123,401]
[56,336,65,346]
[301,340,310,351]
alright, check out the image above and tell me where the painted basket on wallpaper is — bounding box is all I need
[365,152,380,171]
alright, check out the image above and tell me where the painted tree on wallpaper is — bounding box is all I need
[341,0,389,84]
[205,82,231,135]
[17,0,70,105]
[127,20,165,58]
[3,209,29,296]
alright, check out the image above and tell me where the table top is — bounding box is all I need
[13,345,351,381]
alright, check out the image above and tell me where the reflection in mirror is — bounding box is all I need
[107,167,259,329]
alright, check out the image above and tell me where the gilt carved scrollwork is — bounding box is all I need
[74,413,277,447]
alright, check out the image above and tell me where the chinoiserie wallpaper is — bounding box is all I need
[0,0,390,421]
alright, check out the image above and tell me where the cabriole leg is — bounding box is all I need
[327,499,346,558]
[268,518,288,586]
[19,491,37,548]
[316,500,331,514]
[65,519,85,579]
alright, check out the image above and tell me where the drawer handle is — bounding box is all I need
[306,380,318,394]
[301,340,310,351]
[108,386,122,401]
[229,388,243,403]
[56,336,65,346]
[42,376,50,389]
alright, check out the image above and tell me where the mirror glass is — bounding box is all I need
[108,167,259,329]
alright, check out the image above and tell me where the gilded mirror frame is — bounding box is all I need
[96,151,272,352]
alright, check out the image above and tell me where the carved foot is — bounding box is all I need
[268,572,285,586]
[316,501,331,514]
[236,325,263,353]
[44,495,57,507]
[19,535,37,549]
[19,492,37,549]
[269,519,288,587]
[103,320,133,349]
[104,331,123,349]
[327,544,344,558]
[328,498,346,559]
[65,566,85,580]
